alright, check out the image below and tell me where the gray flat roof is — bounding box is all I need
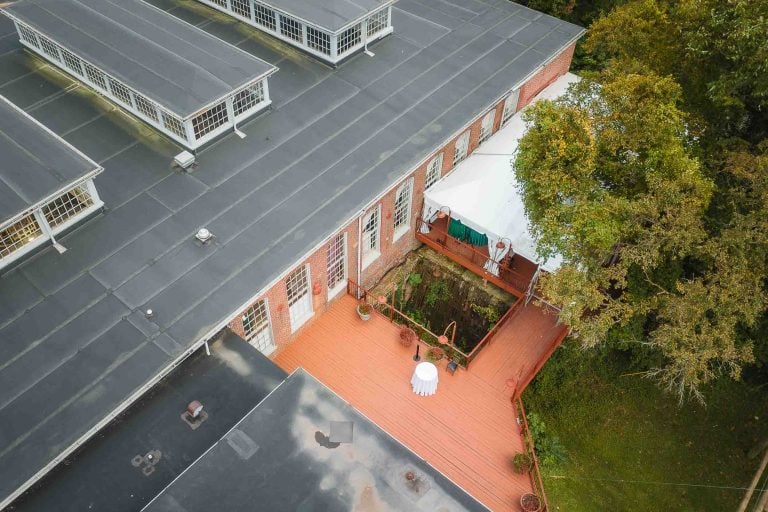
[262,0,393,32]
[0,94,100,225]
[9,329,287,512]
[2,0,276,118]
[144,369,489,512]
[0,0,583,506]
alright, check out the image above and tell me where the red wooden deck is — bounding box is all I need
[416,217,539,297]
[273,294,567,511]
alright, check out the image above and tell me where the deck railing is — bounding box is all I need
[416,219,533,296]
[347,279,471,367]
[465,296,525,369]
[515,396,551,512]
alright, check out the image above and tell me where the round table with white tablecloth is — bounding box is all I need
[411,361,438,396]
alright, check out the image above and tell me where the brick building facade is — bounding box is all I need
[229,41,577,353]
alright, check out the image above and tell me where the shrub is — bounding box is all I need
[399,326,416,347]
[357,302,372,315]
[427,346,445,362]
[527,412,566,467]
[512,452,533,474]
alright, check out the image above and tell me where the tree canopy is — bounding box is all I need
[515,0,768,401]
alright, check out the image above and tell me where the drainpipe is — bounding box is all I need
[356,209,364,299]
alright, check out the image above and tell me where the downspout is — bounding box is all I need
[356,209,364,299]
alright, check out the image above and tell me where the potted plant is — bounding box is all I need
[512,452,533,474]
[520,493,541,512]
[399,326,416,347]
[426,346,445,362]
[357,301,372,321]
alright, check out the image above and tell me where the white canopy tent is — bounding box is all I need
[422,72,580,275]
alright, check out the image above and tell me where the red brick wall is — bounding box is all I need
[517,42,576,110]
[228,42,577,351]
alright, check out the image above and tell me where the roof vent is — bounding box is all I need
[173,150,195,170]
[195,228,213,244]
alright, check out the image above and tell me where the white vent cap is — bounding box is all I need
[195,228,213,243]
[174,150,195,169]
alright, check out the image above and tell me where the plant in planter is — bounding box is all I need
[512,452,533,474]
[357,302,373,321]
[399,326,417,347]
[520,493,541,512]
[426,346,445,362]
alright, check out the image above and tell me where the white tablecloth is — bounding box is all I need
[411,362,438,396]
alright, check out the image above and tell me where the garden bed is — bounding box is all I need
[372,248,514,355]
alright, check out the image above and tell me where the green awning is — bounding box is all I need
[448,218,488,247]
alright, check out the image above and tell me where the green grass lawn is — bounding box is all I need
[522,341,768,511]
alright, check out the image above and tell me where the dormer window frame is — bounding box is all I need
[7,19,276,151]
[195,1,394,65]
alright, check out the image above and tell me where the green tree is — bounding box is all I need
[586,0,768,140]
[514,69,758,400]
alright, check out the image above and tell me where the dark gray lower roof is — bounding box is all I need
[8,329,287,512]
[144,369,489,512]
[0,0,582,506]
[2,0,276,118]
[262,0,393,32]
[0,94,100,225]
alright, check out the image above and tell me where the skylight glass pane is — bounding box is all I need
[338,24,361,55]
[0,214,43,259]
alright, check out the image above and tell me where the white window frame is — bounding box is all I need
[361,205,380,269]
[501,89,520,127]
[326,232,347,299]
[0,179,103,271]
[242,298,276,355]
[425,153,443,190]
[393,178,413,241]
[10,20,272,151]
[453,130,470,166]
[286,264,313,331]
[194,1,393,65]
[479,110,495,144]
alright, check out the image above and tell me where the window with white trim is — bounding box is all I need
[286,264,312,330]
[338,24,361,55]
[42,185,95,228]
[362,206,380,265]
[84,62,107,91]
[192,101,229,140]
[367,9,388,37]
[17,24,39,48]
[479,110,495,144]
[60,48,83,76]
[38,36,61,61]
[393,178,413,238]
[453,130,470,165]
[209,0,227,8]
[254,5,276,31]
[230,0,252,19]
[109,78,133,107]
[501,92,518,126]
[425,153,443,190]
[242,299,274,354]
[307,26,331,55]
[232,82,265,118]
[280,15,303,42]
[135,94,159,122]
[162,111,187,141]
[0,214,43,259]
[326,232,347,296]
